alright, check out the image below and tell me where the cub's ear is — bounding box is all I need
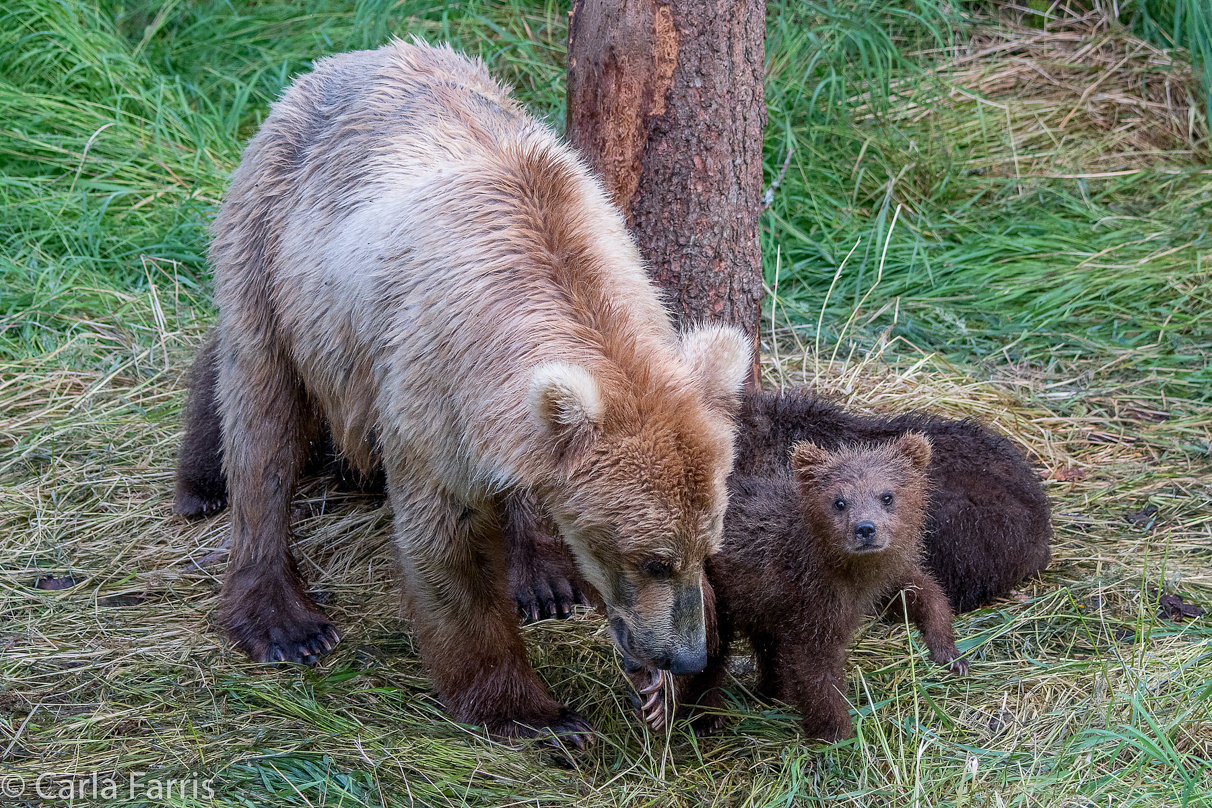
[679,323,752,415]
[789,440,830,488]
[529,363,604,437]
[896,432,932,472]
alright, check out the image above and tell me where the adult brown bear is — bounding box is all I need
[197,40,751,742]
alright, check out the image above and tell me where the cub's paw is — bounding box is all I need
[220,582,340,665]
[801,717,854,744]
[511,550,593,623]
[508,707,596,750]
[173,489,229,519]
[689,711,725,737]
[944,656,970,676]
[930,647,969,676]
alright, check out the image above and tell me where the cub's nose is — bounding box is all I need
[668,645,708,676]
[855,521,877,543]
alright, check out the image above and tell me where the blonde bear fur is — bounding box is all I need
[207,40,751,741]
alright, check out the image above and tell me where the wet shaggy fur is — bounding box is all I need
[200,40,752,741]
[637,434,965,741]
[734,389,1052,613]
[174,334,385,519]
[473,387,1052,622]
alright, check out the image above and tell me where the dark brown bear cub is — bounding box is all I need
[636,433,965,741]
[733,390,1051,613]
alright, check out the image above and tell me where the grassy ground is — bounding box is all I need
[2,0,1210,806]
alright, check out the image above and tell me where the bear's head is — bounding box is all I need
[790,432,932,565]
[529,324,750,675]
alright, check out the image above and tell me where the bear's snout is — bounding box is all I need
[854,521,877,544]
[667,644,708,676]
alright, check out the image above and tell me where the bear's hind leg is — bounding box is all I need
[215,338,336,664]
[392,478,593,745]
[174,333,228,517]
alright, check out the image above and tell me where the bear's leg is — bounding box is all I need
[215,339,336,664]
[897,569,968,675]
[174,333,228,517]
[784,648,853,742]
[501,490,596,623]
[391,478,593,744]
[751,630,783,699]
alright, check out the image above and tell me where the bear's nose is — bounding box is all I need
[668,645,708,676]
[854,521,877,543]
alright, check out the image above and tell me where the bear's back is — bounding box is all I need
[211,40,684,489]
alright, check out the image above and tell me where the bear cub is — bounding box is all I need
[634,433,965,741]
[735,390,1052,613]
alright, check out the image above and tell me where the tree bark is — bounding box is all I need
[566,0,766,387]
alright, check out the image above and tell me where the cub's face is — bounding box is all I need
[528,324,750,675]
[790,433,933,558]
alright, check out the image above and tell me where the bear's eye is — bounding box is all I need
[642,558,674,579]
[833,498,846,512]
[882,492,894,506]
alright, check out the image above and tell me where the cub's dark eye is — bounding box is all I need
[833,498,846,512]
[882,492,894,506]
[642,558,674,579]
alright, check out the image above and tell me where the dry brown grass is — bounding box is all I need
[953,11,1206,166]
[1,297,1209,804]
[1,1,1210,804]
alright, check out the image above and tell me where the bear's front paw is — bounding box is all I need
[174,489,229,518]
[505,707,596,750]
[945,656,969,676]
[931,647,969,676]
[544,707,596,750]
[801,715,854,743]
[220,578,340,665]
[689,710,725,737]
[510,547,593,623]
[628,667,676,731]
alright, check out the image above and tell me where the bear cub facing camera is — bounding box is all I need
[636,433,965,741]
[734,390,1052,613]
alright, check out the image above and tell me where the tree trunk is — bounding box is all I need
[566,0,766,388]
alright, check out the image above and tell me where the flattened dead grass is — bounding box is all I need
[1,301,1209,805]
[1,1,1209,805]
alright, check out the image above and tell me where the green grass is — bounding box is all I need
[2,0,1210,806]
[761,0,1212,404]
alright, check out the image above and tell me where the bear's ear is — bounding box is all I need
[679,323,752,415]
[529,363,604,437]
[896,432,932,472]
[789,440,830,487]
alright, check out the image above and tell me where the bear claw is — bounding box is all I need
[547,709,595,750]
[946,656,969,676]
[229,609,341,665]
[511,707,595,750]
[174,491,229,519]
[628,667,676,731]
[515,579,591,624]
[260,624,340,665]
